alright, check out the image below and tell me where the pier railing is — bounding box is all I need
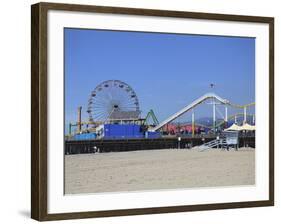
[65,136,255,154]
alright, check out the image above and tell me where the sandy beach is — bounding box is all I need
[64,148,255,194]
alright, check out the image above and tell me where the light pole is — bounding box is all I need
[178,136,181,149]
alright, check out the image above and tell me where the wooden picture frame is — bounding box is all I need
[31,2,274,221]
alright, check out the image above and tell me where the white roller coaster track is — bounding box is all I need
[150,93,229,132]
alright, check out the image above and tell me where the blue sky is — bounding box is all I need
[64,28,255,128]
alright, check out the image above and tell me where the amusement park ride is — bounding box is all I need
[67,80,255,140]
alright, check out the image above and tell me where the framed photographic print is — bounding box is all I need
[31,2,274,221]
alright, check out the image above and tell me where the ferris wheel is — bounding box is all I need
[87,80,140,122]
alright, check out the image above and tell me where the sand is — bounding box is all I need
[64,147,255,194]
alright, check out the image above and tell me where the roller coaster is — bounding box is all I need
[149,92,255,133]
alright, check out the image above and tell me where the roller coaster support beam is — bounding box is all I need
[212,97,216,131]
[192,109,195,137]
[225,106,228,122]
[244,106,247,124]
[225,106,228,128]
